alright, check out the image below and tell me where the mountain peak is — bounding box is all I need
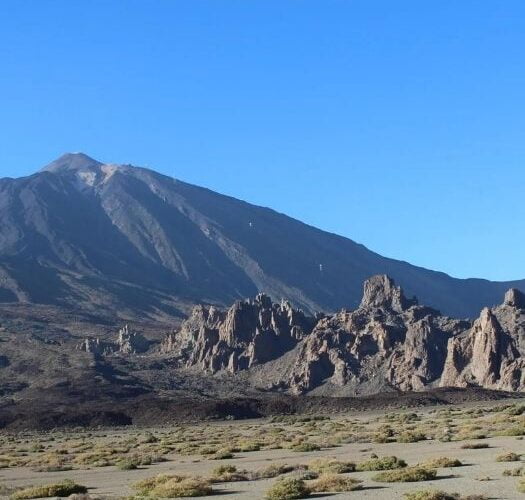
[40,153,102,173]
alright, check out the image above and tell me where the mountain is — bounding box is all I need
[0,152,523,320]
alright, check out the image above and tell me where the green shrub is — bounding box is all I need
[421,457,462,468]
[265,477,309,500]
[373,467,437,482]
[404,490,459,500]
[356,455,407,471]
[460,443,489,449]
[308,458,355,474]
[253,464,297,479]
[133,474,212,497]
[117,459,138,470]
[398,431,426,443]
[211,465,249,482]
[11,480,87,499]
[211,449,234,460]
[496,452,521,462]
[403,491,487,500]
[503,466,523,476]
[308,473,362,492]
[291,442,320,452]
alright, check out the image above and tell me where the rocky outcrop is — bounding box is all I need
[165,293,316,373]
[161,275,525,395]
[78,325,149,356]
[117,325,149,354]
[78,337,112,356]
[441,289,525,391]
[285,275,468,394]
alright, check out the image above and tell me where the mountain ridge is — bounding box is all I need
[0,152,523,320]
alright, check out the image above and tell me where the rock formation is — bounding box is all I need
[78,325,149,356]
[284,275,468,394]
[440,289,525,391]
[117,325,149,354]
[78,276,525,397]
[164,293,316,373]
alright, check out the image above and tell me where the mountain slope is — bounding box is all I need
[0,152,523,319]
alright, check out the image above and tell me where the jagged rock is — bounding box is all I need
[161,275,525,395]
[441,291,525,391]
[167,293,316,373]
[78,337,111,355]
[78,325,149,356]
[360,274,417,312]
[117,325,149,354]
[504,288,525,308]
[160,331,178,353]
[285,275,468,394]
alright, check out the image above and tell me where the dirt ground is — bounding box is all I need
[2,400,525,499]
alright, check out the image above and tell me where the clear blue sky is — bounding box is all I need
[1,1,524,281]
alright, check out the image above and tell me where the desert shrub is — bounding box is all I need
[140,432,159,444]
[32,465,73,472]
[307,458,355,474]
[404,491,459,500]
[11,480,87,499]
[356,455,407,471]
[503,466,523,476]
[237,441,261,452]
[117,459,138,470]
[518,478,525,493]
[253,464,297,479]
[291,442,320,452]
[211,465,249,482]
[373,466,437,482]
[308,474,362,492]
[133,474,212,497]
[496,452,521,462]
[421,457,462,468]
[404,491,487,500]
[398,431,426,443]
[265,477,309,500]
[497,427,525,437]
[507,405,525,416]
[460,443,489,449]
[211,449,234,460]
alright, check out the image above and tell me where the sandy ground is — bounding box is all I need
[2,402,525,499]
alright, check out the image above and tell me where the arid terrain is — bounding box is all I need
[3,399,525,499]
[2,155,525,499]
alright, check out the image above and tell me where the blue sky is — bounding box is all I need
[1,1,524,281]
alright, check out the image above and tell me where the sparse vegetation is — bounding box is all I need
[291,442,320,452]
[460,443,489,449]
[265,477,309,500]
[11,480,87,499]
[496,451,521,462]
[421,457,462,468]
[308,473,362,492]
[373,466,437,482]
[133,474,213,497]
[356,455,407,471]
[307,457,355,474]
